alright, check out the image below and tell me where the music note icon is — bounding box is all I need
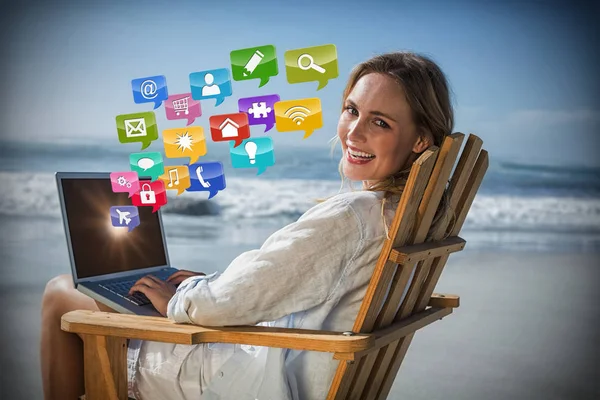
[167,168,180,187]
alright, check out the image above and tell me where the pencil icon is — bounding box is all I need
[243,50,264,77]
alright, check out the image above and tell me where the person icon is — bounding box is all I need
[201,73,221,96]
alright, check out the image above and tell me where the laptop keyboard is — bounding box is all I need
[99,270,174,306]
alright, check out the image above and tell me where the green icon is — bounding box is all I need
[116,112,159,150]
[129,151,164,181]
[284,44,339,90]
[230,45,278,88]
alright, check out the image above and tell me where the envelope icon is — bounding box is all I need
[125,118,147,137]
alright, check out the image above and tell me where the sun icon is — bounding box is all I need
[175,131,194,152]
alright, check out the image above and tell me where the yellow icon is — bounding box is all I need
[274,98,323,139]
[163,126,207,163]
[158,165,191,196]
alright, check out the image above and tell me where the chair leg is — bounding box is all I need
[81,334,128,400]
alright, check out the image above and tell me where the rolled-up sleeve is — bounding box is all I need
[166,196,364,326]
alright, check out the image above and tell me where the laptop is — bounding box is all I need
[56,172,178,316]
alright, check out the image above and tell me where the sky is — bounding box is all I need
[0,0,598,167]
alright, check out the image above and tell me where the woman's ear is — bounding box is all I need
[412,132,434,154]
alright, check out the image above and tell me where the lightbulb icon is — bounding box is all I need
[244,141,258,164]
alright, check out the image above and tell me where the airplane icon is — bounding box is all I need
[116,209,131,225]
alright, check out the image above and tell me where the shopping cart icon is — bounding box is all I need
[172,96,190,116]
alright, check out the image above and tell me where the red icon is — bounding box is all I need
[209,112,250,147]
[131,180,167,213]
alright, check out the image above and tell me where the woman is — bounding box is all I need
[40,51,454,400]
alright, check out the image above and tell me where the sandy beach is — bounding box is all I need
[1,215,598,399]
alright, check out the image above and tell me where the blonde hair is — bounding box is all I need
[327,51,457,241]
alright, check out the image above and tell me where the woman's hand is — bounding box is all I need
[129,275,177,317]
[166,270,206,285]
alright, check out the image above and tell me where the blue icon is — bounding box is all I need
[132,75,168,109]
[110,206,140,232]
[186,161,226,199]
[230,137,275,175]
[190,69,232,107]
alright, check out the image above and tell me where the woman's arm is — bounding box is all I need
[167,196,365,326]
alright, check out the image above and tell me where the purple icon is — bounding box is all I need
[110,206,140,232]
[165,93,202,126]
[238,94,280,133]
[110,171,140,198]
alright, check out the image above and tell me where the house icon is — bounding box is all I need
[219,118,239,138]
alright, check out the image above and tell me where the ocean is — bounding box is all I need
[1,139,599,254]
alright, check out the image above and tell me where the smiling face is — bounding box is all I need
[337,73,431,186]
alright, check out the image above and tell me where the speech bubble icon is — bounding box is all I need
[229,137,275,176]
[284,44,339,90]
[238,94,280,133]
[131,75,168,109]
[190,68,232,107]
[165,93,202,126]
[163,126,207,164]
[209,113,250,148]
[116,112,159,150]
[230,45,278,88]
[131,180,168,213]
[110,171,140,198]
[129,151,164,181]
[274,98,323,139]
[159,166,191,196]
[110,206,141,232]
[186,162,226,199]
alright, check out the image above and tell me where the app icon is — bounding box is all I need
[163,126,207,164]
[284,44,339,90]
[131,75,168,109]
[159,166,191,196]
[274,98,323,139]
[131,180,167,213]
[209,113,250,148]
[129,151,164,181]
[238,94,280,133]
[186,162,226,199]
[230,137,275,175]
[165,93,202,126]
[230,45,278,88]
[110,171,140,198]
[190,68,232,106]
[110,206,141,232]
[116,112,159,150]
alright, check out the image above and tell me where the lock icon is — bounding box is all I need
[139,183,156,204]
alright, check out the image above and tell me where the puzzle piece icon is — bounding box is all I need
[247,102,272,119]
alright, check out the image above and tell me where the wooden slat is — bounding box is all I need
[375,141,489,400]
[388,236,466,264]
[62,310,373,354]
[429,293,460,308]
[327,147,439,400]
[332,307,452,361]
[82,334,127,400]
[351,134,465,399]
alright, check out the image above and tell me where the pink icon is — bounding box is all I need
[110,171,140,198]
[165,93,202,126]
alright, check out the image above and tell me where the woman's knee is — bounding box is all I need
[42,274,95,317]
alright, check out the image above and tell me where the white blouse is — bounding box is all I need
[127,190,394,400]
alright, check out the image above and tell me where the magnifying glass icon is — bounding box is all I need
[297,54,326,74]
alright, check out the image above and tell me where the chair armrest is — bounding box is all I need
[333,306,453,361]
[61,310,373,354]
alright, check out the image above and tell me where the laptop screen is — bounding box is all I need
[59,177,168,279]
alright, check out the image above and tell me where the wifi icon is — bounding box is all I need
[274,98,323,139]
[284,105,311,125]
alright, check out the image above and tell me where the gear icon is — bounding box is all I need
[117,176,128,187]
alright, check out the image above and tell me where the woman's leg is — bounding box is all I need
[40,274,115,400]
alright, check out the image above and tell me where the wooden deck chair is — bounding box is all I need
[62,132,489,400]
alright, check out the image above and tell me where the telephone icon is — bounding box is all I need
[196,166,211,188]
